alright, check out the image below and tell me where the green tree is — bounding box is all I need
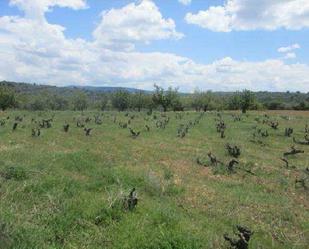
[29,97,46,111]
[49,95,69,110]
[191,90,214,112]
[143,94,155,112]
[294,101,309,110]
[171,98,184,111]
[130,91,145,112]
[72,92,88,111]
[152,84,179,112]
[99,98,108,111]
[228,93,241,110]
[130,91,155,112]
[0,86,16,111]
[191,91,203,111]
[112,90,130,111]
[239,90,256,113]
[265,101,283,110]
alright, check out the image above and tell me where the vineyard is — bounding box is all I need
[0,110,308,249]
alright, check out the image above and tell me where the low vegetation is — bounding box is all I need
[1,81,309,112]
[0,109,308,249]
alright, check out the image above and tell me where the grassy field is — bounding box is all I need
[0,110,308,249]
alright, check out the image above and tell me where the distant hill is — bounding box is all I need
[67,85,150,93]
[1,80,308,110]
[0,81,148,95]
[1,81,78,97]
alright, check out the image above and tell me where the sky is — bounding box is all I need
[0,0,308,92]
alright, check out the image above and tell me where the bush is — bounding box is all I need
[112,90,130,111]
[0,86,16,111]
[0,166,27,180]
[72,92,88,111]
[94,200,124,227]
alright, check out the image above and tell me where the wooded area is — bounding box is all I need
[1,81,308,112]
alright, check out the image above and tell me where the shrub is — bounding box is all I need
[0,166,27,180]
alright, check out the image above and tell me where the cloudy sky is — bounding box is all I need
[0,0,308,92]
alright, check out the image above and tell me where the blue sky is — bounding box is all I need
[0,0,308,92]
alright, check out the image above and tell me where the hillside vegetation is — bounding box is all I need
[1,81,309,111]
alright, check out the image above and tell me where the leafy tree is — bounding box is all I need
[143,94,155,112]
[130,91,146,112]
[130,91,154,112]
[265,101,284,110]
[0,86,16,111]
[239,90,256,113]
[48,95,69,110]
[228,94,241,110]
[191,91,203,111]
[112,90,130,111]
[99,98,108,111]
[211,95,225,111]
[171,98,184,111]
[29,97,47,111]
[191,90,214,112]
[152,84,179,112]
[72,92,88,111]
[294,101,309,110]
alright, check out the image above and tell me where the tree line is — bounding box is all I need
[0,81,308,112]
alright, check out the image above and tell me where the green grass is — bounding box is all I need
[0,110,308,249]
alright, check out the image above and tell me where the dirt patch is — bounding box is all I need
[159,159,193,178]
[0,144,23,152]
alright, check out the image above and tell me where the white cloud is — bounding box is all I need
[185,0,309,32]
[278,43,301,53]
[0,0,308,92]
[284,52,296,59]
[277,44,300,60]
[93,0,183,51]
[10,0,88,20]
[178,0,191,6]
[186,6,232,32]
